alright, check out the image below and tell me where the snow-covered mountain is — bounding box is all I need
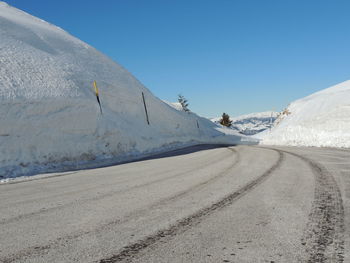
[0,2,255,179]
[211,111,278,135]
[260,80,350,148]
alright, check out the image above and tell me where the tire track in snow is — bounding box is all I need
[274,149,345,263]
[98,148,283,263]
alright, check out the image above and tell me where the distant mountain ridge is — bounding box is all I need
[211,111,278,135]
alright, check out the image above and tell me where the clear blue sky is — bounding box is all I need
[7,0,350,117]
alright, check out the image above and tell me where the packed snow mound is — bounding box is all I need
[261,80,350,148]
[211,111,278,135]
[162,101,184,111]
[0,3,255,179]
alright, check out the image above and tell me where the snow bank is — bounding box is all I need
[260,80,350,148]
[0,2,255,179]
[162,100,183,111]
[211,111,278,135]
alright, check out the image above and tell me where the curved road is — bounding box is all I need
[0,145,349,263]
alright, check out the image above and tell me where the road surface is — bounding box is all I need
[0,145,349,263]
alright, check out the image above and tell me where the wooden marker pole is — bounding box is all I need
[93,81,103,115]
[142,92,150,125]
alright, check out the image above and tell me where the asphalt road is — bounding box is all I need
[0,145,349,263]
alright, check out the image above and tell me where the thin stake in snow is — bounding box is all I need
[196,120,199,129]
[142,92,150,125]
[269,109,274,131]
[93,81,103,114]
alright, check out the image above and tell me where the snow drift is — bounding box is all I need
[261,80,350,148]
[0,2,254,178]
[211,111,278,135]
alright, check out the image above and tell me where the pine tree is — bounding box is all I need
[178,94,190,112]
[220,112,232,127]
